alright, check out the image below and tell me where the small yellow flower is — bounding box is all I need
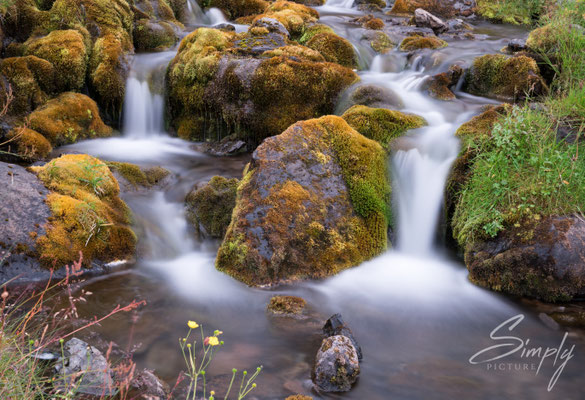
[188,320,199,329]
[208,336,219,346]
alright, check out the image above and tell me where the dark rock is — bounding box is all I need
[312,335,360,392]
[193,137,248,156]
[251,17,290,37]
[55,338,114,396]
[506,38,527,53]
[414,8,448,33]
[466,215,585,302]
[128,369,170,400]
[213,23,236,31]
[323,313,363,360]
[423,64,463,100]
[338,83,405,112]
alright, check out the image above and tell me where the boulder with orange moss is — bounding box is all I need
[166,25,358,145]
[28,92,113,146]
[30,154,136,268]
[216,115,390,286]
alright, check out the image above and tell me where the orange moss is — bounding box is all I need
[399,35,448,51]
[209,0,269,19]
[306,32,357,68]
[28,92,113,146]
[6,127,52,161]
[267,295,306,315]
[24,29,88,92]
[31,154,136,268]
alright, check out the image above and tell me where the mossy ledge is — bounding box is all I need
[30,154,136,268]
[216,115,390,286]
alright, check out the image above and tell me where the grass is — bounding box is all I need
[476,0,547,24]
[452,0,585,245]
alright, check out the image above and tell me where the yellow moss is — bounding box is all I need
[370,31,395,53]
[261,45,325,62]
[306,32,357,68]
[6,127,52,161]
[258,1,319,37]
[107,161,170,188]
[134,19,178,51]
[31,154,136,267]
[399,36,448,51]
[298,23,334,44]
[28,92,113,146]
[24,29,88,92]
[526,24,557,54]
[267,295,306,314]
[342,105,426,149]
[209,0,269,19]
[0,56,55,115]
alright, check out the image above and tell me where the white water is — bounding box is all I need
[324,0,355,8]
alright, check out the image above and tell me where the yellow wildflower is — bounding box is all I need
[188,320,199,329]
[208,336,219,346]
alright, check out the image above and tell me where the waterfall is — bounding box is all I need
[122,77,164,137]
[205,8,227,25]
[325,0,355,8]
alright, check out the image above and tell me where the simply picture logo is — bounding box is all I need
[469,314,575,391]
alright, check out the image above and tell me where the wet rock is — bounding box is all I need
[323,313,362,360]
[216,116,390,286]
[446,18,472,32]
[128,369,170,400]
[369,31,396,53]
[267,295,307,316]
[252,17,290,37]
[305,32,358,68]
[463,54,548,101]
[390,0,462,18]
[107,162,171,191]
[185,176,238,239]
[55,338,114,396]
[354,0,386,9]
[208,0,269,20]
[465,215,585,302]
[423,64,463,100]
[134,19,178,51]
[312,335,360,392]
[353,14,385,30]
[413,8,448,33]
[399,35,448,51]
[194,137,248,156]
[338,84,404,112]
[505,38,527,53]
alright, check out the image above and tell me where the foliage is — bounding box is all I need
[476,0,547,24]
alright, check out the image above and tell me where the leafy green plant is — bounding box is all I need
[77,159,106,196]
[179,321,262,400]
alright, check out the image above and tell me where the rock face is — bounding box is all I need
[166,20,358,145]
[465,216,585,302]
[312,335,360,392]
[413,8,448,33]
[423,64,463,100]
[323,314,362,360]
[185,176,238,239]
[463,54,548,101]
[216,116,390,286]
[55,338,114,396]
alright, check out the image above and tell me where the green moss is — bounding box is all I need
[298,23,334,44]
[526,24,557,54]
[185,176,239,238]
[476,0,544,25]
[305,32,357,68]
[256,0,319,38]
[208,0,269,19]
[134,19,178,51]
[267,295,306,315]
[0,56,55,116]
[28,92,113,146]
[399,36,448,51]
[464,54,548,101]
[23,29,88,92]
[4,127,53,162]
[341,105,425,149]
[107,161,170,188]
[31,154,136,267]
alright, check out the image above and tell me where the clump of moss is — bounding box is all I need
[208,0,269,19]
[256,1,319,38]
[463,54,548,101]
[267,295,307,315]
[399,35,447,51]
[298,23,334,44]
[31,154,136,267]
[370,31,395,53]
[424,64,463,101]
[0,56,55,116]
[28,92,113,146]
[107,161,170,188]
[262,45,324,62]
[24,29,88,92]
[354,14,384,30]
[305,32,357,68]
[4,127,53,162]
[216,116,390,286]
[526,24,557,54]
[476,0,543,25]
[389,0,456,17]
[342,105,425,149]
[134,19,178,51]
[185,176,239,239]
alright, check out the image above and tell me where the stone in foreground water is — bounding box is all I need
[312,335,360,392]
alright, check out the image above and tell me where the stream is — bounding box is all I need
[55,1,585,398]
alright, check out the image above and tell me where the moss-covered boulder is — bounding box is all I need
[267,295,307,315]
[338,84,404,112]
[399,35,447,51]
[106,161,170,190]
[463,54,548,101]
[370,31,395,53]
[298,23,334,43]
[2,127,53,162]
[28,92,113,146]
[208,0,269,20]
[305,32,357,69]
[216,115,390,286]
[185,176,238,239]
[167,26,358,145]
[341,105,425,149]
[526,24,557,55]
[422,64,463,100]
[134,19,178,51]
[464,216,585,302]
[31,154,136,268]
[0,56,55,116]
[23,29,88,92]
[476,0,543,25]
[254,1,319,38]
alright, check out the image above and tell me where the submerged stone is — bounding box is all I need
[312,335,360,392]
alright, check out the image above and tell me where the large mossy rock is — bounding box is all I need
[399,35,447,51]
[167,25,359,145]
[216,115,390,286]
[23,29,88,92]
[208,0,269,20]
[1,127,53,163]
[0,56,55,116]
[341,105,425,149]
[465,216,585,302]
[305,32,357,69]
[28,92,113,146]
[31,154,136,268]
[185,176,239,239]
[463,54,548,101]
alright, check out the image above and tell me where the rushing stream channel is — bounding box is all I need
[54,1,585,398]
